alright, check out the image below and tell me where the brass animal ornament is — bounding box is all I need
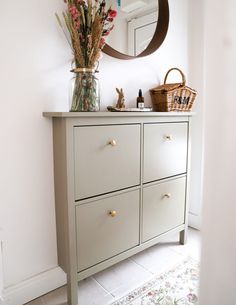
[116,88,125,109]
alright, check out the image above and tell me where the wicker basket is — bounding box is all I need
[150,68,197,112]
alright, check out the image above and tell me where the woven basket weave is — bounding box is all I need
[150,68,197,112]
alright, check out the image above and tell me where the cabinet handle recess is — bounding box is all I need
[108,139,117,147]
[108,210,117,217]
[163,193,171,199]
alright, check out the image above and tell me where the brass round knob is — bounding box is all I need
[109,210,117,217]
[108,139,117,147]
[165,135,172,140]
[164,193,171,199]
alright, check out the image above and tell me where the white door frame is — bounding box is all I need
[128,12,157,56]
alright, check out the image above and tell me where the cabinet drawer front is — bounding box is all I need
[142,177,186,242]
[144,123,188,183]
[76,190,140,271]
[74,124,140,200]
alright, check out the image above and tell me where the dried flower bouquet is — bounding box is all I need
[56,0,117,69]
[56,0,117,111]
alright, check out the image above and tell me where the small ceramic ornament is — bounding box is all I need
[115,88,126,109]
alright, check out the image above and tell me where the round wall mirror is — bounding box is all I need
[103,0,169,59]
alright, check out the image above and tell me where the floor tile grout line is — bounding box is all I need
[166,246,188,257]
[92,258,153,296]
[26,229,200,305]
[167,243,201,259]
[92,276,115,299]
[129,257,155,275]
[126,257,153,275]
[108,290,117,298]
[92,258,153,299]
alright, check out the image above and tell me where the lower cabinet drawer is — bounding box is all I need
[142,177,186,242]
[76,190,140,272]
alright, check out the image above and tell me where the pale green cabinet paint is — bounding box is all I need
[144,122,188,183]
[74,124,140,200]
[142,177,186,242]
[43,112,192,305]
[76,189,139,271]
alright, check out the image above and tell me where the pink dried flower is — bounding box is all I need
[109,24,114,31]
[103,30,110,36]
[108,9,117,18]
[69,5,79,18]
[76,21,80,29]
[56,0,116,68]
[100,37,105,47]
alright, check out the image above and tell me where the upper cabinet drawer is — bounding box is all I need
[74,124,141,200]
[143,122,188,183]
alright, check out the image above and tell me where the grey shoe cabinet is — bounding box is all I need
[43,112,192,305]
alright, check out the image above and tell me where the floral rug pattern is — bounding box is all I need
[110,258,199,305]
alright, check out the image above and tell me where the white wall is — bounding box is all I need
[0,231,3,304]
[187,0,205,229]
[0,0,189,303]
[0,1,69,303]
[199,0,236,304]
[100,0,189,109]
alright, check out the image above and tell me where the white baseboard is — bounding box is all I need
[188,212,201,230]
[0,236,4,305]
[1,267,67,305]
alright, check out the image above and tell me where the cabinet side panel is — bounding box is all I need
[181,119,191,244]
[53,118,69,273]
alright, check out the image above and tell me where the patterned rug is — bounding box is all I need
[110,258,199,305]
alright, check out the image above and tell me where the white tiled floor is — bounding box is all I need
[26,227,201,305]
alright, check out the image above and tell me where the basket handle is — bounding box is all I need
[164,68,186,86]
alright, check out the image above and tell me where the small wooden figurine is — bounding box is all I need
[116,88,125,109]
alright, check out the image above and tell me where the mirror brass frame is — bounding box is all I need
[103,0,169,59]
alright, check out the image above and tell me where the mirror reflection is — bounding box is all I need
[106,0,158,56]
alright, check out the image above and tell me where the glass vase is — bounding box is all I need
[69,68,100,112]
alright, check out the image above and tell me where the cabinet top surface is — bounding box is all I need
[43,111,194,118]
